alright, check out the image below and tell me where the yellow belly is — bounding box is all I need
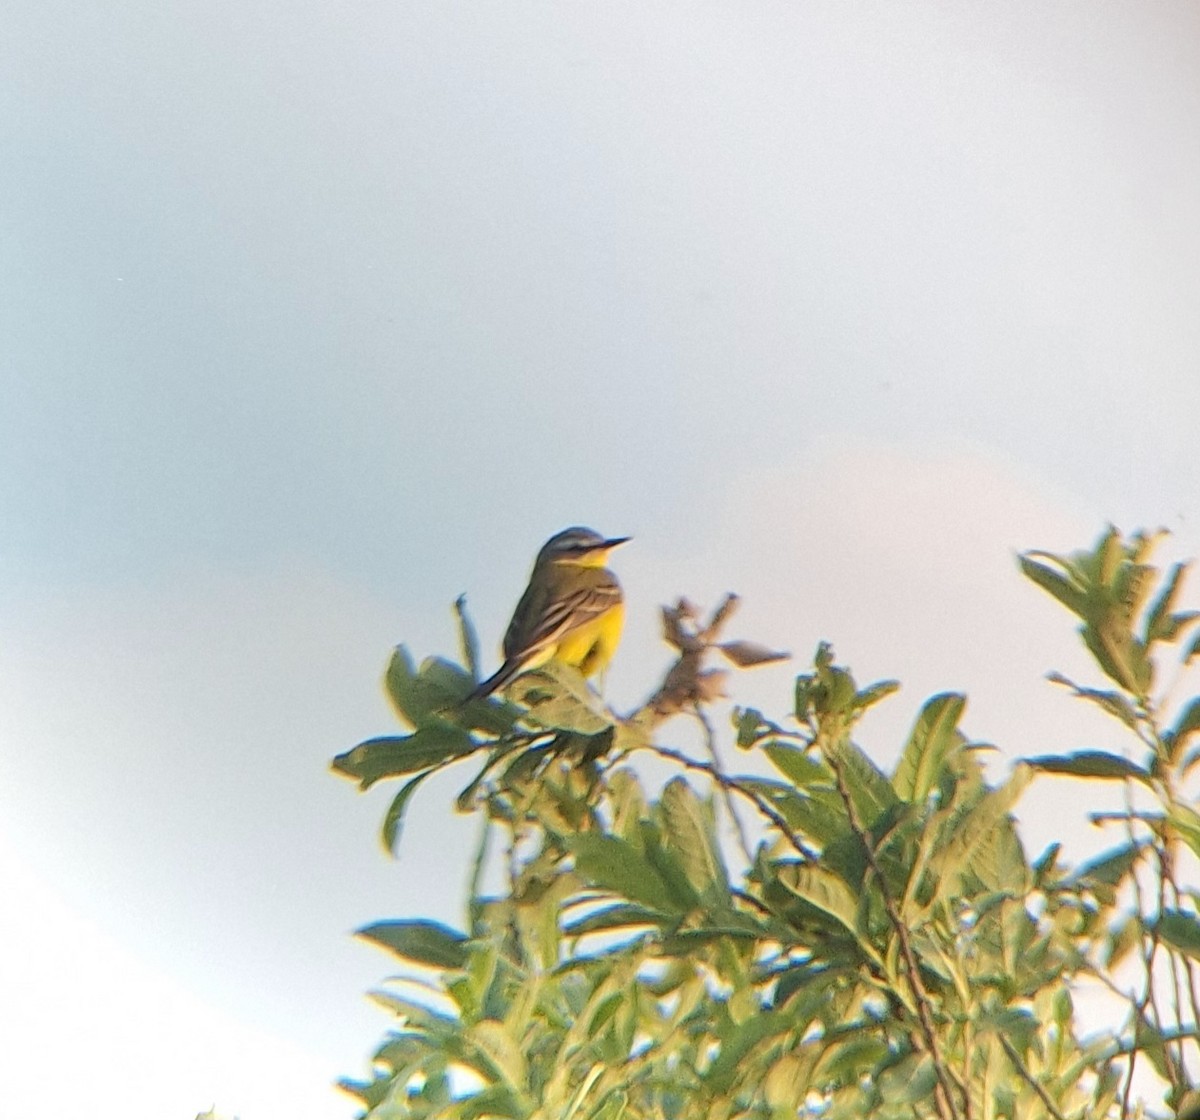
[552,602,625,679]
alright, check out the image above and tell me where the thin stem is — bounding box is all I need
[825,744,968,1120]
[1121,784,1170,1117]
[692,704,754,865]
[466,813,491,934]
[632,738,819,863]
[999,1035,1068,1120]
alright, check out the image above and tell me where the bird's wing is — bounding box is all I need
[504,576,622,663]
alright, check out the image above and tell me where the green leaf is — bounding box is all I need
[738,778,850,848]
[763,743,829,789]
[703,1009,787,1093]
[734,707,767,749]
[825,737,898,828]
[1168,804,1200,862]
[368,990,460,1033]
[853,679,900,713]
[358,919,470,969]
[1019,555,1086,617]
[659,778,728,897]
[512,664,612,734]
[332,722,477,789]
[467,1019,527,1091]
[1156,911,1200,960]
[1024,750,1151,784]
[816,1035,889,1084]
[568,834,683,914]
[661,924,765,954]
[1032,842,1061,881]
[1144,562,1189,641]
[1045,672,1140,731]
[1171,698,1200,752]
[773,862,861,937]
[1075,842,1141,888]
[386,647,515,736]
[893,692,965,803]
[1072,842,1141,905]
[1159,611,1200,643]
[561,902,665,937]
[640,820,703,912]
[449,1085,524,1120]
[927,766,1032,894]
[386,650,465,724]
[382,770,434,855]
[1186,631,1200,665]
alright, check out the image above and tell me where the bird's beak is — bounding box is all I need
[603,536,631,550]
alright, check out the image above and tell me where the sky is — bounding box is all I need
[2,2,1200,1117]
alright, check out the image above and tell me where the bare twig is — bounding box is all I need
[999,1035,1068,1120]
[630,737,818,863]
[692,705,754,865]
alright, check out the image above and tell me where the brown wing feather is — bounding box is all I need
[469,568,620,702]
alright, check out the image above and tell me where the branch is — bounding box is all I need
[692,705,754,865]
[999,1035,1068,1120]
[630,737,819,863]
[825,746,968,1120]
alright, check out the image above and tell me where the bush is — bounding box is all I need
[334,527,1200,1120]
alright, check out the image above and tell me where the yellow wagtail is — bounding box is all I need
[468,527,630,701]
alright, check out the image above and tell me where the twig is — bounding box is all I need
[631,738,819,863]
[825,746,967,1120]
[1121,785,1166,1118]
[692,704,754,865]
[999,1035,1068,1120]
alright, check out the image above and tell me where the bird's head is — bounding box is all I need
[537,526,631,568]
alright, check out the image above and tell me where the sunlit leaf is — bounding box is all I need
[893,692,965,803]
[853,678,900,714]
[1144,560,1188,639]
[1019,555,1087,617]
[1168,804,1200,862]
[512,664,612,734]
[825,737,898,829]
[1073,842,1141,889]
[773,861,861,937]
[816,1035,889,1084]
[467,1019,527,1091]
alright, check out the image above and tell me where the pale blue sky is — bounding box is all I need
[2,4,1199,1117]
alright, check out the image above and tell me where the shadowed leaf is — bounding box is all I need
[358,919,470,970]
[332,723,476,789]
[1025,750,1150,784]
[382,770,435,855]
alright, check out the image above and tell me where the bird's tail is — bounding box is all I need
[466,658,526,703]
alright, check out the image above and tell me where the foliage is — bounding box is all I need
[334,529,1200,1120]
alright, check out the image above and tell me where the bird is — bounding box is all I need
[467,527,630,702]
